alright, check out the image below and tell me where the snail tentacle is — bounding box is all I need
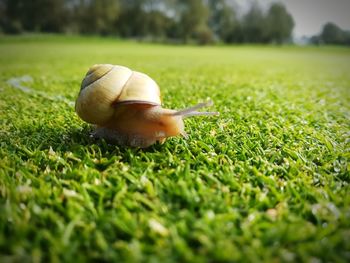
[172,100,219,118]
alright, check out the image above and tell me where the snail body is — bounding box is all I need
[75,64,218,148]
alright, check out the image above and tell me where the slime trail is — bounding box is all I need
[6,76,75,107]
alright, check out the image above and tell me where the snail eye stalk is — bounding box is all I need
[172,100,219,118]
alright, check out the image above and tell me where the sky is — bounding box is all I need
[236,0,350,37]
[278,0,350,37]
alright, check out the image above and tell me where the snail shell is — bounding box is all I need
[75,64,218,148]
[76,64,161,125]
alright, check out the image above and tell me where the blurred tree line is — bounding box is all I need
[311,22,350,46]
[0,0,295,44]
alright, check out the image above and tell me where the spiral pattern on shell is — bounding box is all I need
[75,64,161,125]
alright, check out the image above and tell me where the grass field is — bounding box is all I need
[0,35,350,262]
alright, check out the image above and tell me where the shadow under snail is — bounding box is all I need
[75,64,219,148]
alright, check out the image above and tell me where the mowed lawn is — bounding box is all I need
[0,35,349,262]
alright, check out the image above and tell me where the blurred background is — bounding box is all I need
[0,0,349,45]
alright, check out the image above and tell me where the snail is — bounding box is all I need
[75,64,218,148]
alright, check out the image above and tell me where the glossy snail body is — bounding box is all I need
[75,64,218,148]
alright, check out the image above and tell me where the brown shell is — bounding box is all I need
[75,64,161,125]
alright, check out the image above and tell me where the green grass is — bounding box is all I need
[0,35,350,262]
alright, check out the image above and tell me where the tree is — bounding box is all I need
[208,0,241,43]
[0,0,299,45]
[75,0,120,35]
[242,3,266,43]
[176,0,212,43]
[312,22,350,46]
[116,0,145,37]
[2,0,69,33]
[265,2,294,43]
[146,10,172,39]
[116,0,172,39]
[0,0,6,32]
[320,22,345,45]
